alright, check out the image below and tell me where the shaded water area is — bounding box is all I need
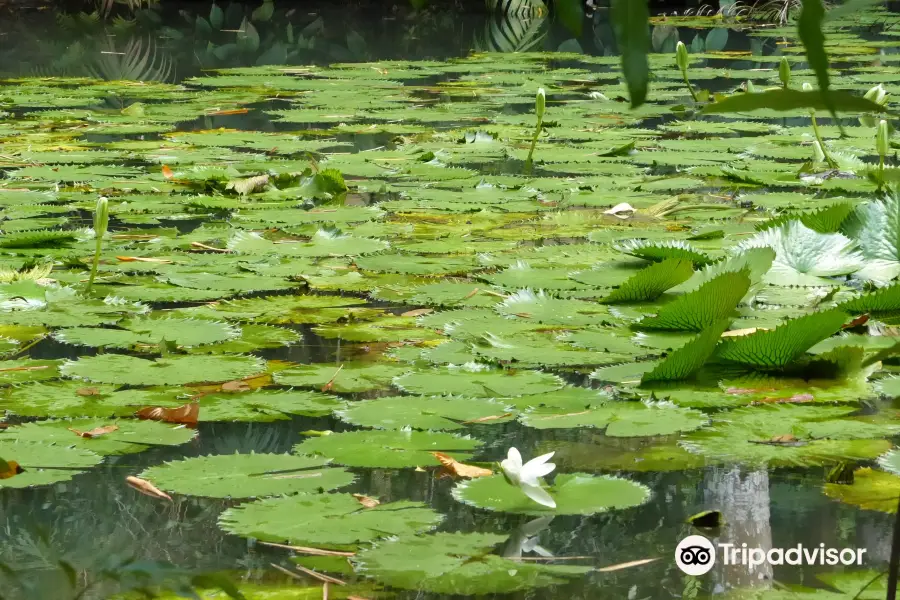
[3,2,900,600]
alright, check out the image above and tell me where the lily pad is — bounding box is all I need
[353,532,590,595]
[219,494,442,549]
[0,440,102,488]
[293,429,481,468]
[61,354,265,386]
[453,472,651,515]
[139,452,354,498]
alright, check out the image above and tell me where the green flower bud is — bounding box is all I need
[865,84,888,106]
[746,80,758,94]
[877,119,890,159]
[535,87,546,120]
[94,196,109,239]
[675,40,689,73]
[813,140,826,163]
[779,57,791,89]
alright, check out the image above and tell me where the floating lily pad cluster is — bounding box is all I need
[4,7,900,596]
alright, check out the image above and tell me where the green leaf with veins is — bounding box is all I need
[274,362,408,393]
[638,270,750,331]
[600,258,694,304]
[715,309,847,368]
[614,239,712,265]
[642,320,730,383]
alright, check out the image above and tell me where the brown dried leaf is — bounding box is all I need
[352,493,380,508]
[0,459,23,480]
[161,165,174,179]
[116,256,173,264]
[68,424,118,439]
[221,380,251,393]
[843,314,869,329]
[135,401,199,426]
[431,452,492,479]
[401,308,433,317]
[76,387,101,397]
[464,412,513,424]
[126,476,172,501]
[321,364,343,392]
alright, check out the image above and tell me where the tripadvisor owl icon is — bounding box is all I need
[675,535,716,576]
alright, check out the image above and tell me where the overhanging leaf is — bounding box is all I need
[702,89,887,116]
[715,309,848,368]
[638,270,750,331]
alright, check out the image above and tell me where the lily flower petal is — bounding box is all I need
[520,483,557,509]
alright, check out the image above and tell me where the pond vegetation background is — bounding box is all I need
[1,0,900,598]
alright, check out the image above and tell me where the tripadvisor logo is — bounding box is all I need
[675,535,867,576]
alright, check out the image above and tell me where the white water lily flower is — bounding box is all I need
[500,447,557,509]
[603,202,636,219]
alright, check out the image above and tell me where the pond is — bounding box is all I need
[1,1,900,599]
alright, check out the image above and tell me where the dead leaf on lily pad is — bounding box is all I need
[76,387,101,397]
[754,393,814,405]
[401,308,433,317]
[126,475,172,501]
[68,424,118,439]
[464,412,513,424]
[136,401,199,426]
[116,256,173,264]
[721,327,761,338]
[352,493,380,508]
[161,165,174,179]
[431,452,492,479]
[749,434,806,446]
[221,379,251,393]
[0,458,23,480]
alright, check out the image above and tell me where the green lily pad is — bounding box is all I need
[293,429,481,468]
[61,354,264,386]
[352,532,590,595]
[139,452,354,498]
[338,395,513,430]
[394,366,565,397]
[219,494,443,549]
[274,362,408,393]
[3,418,197,455]
[453,472,651,515]
[0,440,102,488]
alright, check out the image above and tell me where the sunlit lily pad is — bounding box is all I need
[61,354,264,386]
[219,494,442,549]
[452,472,651,515]
[3,418,197,455]
[294,429,481,468]
[140,452,354,498]
[338,395,513,430]
[394,366,564,397]
[0,440,102,488]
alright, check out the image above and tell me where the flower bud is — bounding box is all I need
[94,196,109,239]
[676,40,689,72]
[779,57,791,89]
[536,87,545,120]
[877,119,890,158]
[746,80,758,93]
[865,84,888,106]
[802,82,813,92]
[813,140,826,163]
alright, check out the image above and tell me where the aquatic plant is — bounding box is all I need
[85,196,108,295]
[525,87,546,167]
[500,447,557,508]
[675,40,698,102]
